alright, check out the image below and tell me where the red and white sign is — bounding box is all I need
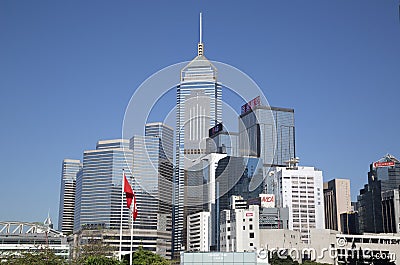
[373,161,395,168]
[246,212,253,217]
[241,96,261,114]
[260,194,275,208]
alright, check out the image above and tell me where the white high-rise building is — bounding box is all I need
[273,165,325,244]
[174,13,222,256]
[187,211,211,252]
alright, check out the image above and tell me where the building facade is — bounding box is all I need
[323,178,351,232]
[58,159,82,234]
[74,139,133,232]
[340,211,360,235]
[239,104,295,167]
[206,123,238,156]
[382,188,400,233]
[273,166,325,244]
[186,211,211,252]
[130,123,174,257]
[0,221,69,260]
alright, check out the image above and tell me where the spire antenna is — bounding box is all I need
[200,12,202,43]
[198,12,204,56]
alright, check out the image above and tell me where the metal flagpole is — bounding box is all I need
[130,195,133,265]
[129,173,136,265]
[118,169,125,261]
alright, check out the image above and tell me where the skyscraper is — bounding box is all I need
[239,104,295,167]
[323,179,351,232]
[74,139,133,232]
[58,159,82,234]
[130,123,174,257]
[357,154,400,233]
[173,13,222,256]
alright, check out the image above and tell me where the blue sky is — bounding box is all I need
[1,0,399,224]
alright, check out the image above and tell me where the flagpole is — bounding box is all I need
[119,169,125,261]
[129,174,134,265]
[130,203,133,265]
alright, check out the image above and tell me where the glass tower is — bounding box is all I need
[130,123,174,257]
[239,106,295,167]
[74,139,133,232]
[173,14,222,256]
[58,159,82,234]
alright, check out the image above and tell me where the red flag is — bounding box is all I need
[124,175,133,209]
[123,175,137,221]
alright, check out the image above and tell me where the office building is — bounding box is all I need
[374,154,400,192]
[206,123,238,156]
[272,165,325,244]
[340,211,360,234]
[58,159,82,234]
[186,153,227,251]
[74,139,133,232]
[323,179,351,232]
[174,14,222,256]
[186,211,211,252]
[357,154,400,233]
[382,188,400,233]
[239,101,295,167]
[215,156,264,212]
[220,195,290,253]
[130,122,174,257]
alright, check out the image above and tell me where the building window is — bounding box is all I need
[249,232,254,238]
[250,242,253,246]
[243,226,245,230]
[249,224,253,230]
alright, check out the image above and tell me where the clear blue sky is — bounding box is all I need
[1,0,399,224]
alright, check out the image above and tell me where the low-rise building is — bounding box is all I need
[0,220,69,260]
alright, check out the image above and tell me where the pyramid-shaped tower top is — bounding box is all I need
[181,13,217,82]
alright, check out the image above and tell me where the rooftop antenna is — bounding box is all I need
[198,12,204,56]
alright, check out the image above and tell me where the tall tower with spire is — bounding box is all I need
[173,13,222,256]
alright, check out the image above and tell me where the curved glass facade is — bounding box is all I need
[74,139,133,231]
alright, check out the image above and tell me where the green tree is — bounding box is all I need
[122,246,170,265]
[83,255,125,265]
[72,237,117,264]
[269,252,299,265]
[2,248,66,265]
